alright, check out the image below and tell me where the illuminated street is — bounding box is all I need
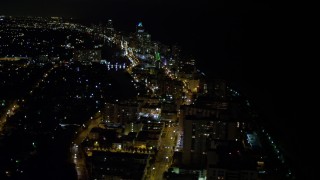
[0,101,18,132]
[71,111,103,180]
[149,125,177,180]
[0,65,57,133]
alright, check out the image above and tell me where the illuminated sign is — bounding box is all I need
[155,52,161,61]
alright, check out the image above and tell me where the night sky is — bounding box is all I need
[1,0,314,179]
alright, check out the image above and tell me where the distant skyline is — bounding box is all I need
[1,1,249,80]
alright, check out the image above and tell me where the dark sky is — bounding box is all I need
[1,1,314,178]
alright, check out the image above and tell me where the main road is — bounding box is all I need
[0,64,58,134]
[0,100,19,132]
[71,111,103,180]
[149,125,177,180]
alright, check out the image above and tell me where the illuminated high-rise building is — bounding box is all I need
[171,45,181,59]
[106,19,114,37]
[135,22,151,54]
[136,22,144,33]
[180,105,241,168]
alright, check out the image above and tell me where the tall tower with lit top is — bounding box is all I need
[136,22,144,33]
